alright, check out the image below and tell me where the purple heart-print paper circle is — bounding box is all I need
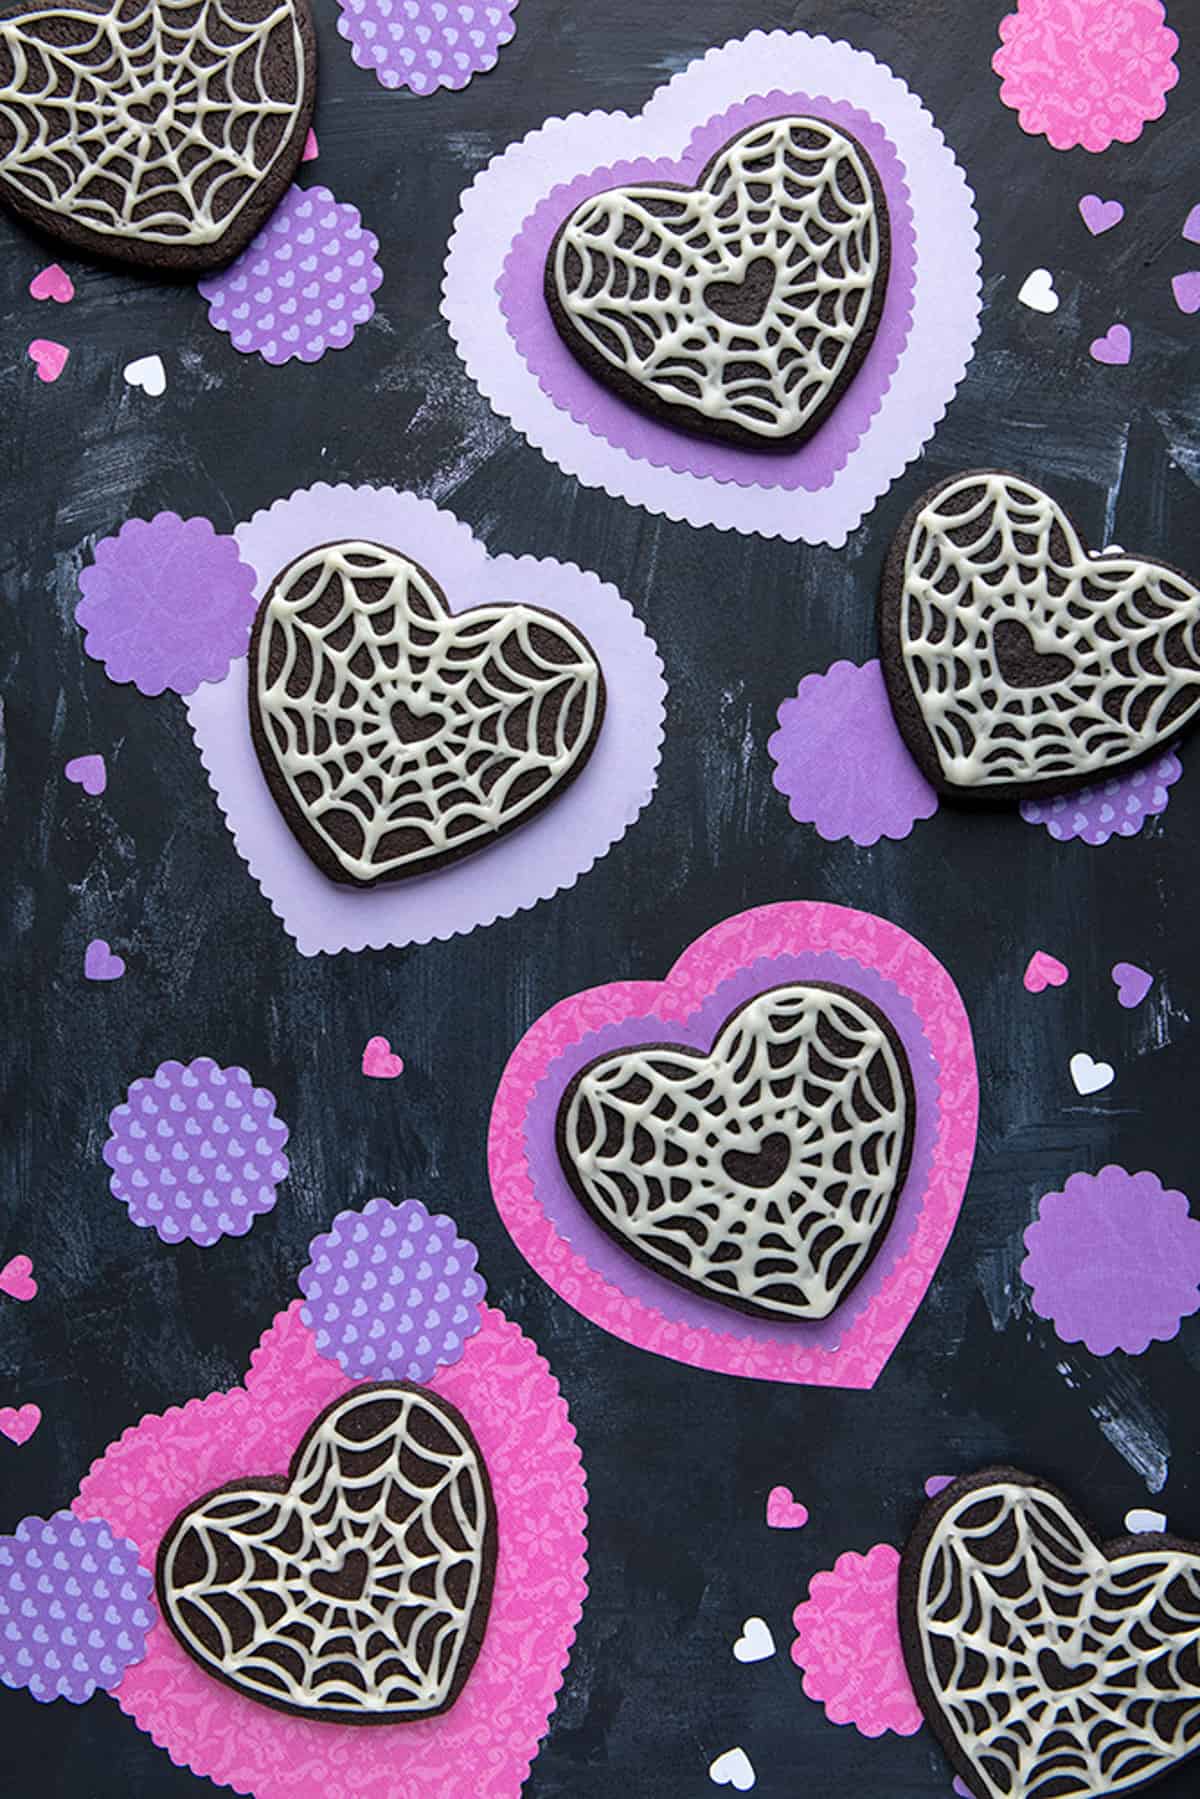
[103,1057,290,1246]
[0,1512,155,1704]
[199,185,383,367]
[337,0,517,93]
[299,1196,486,1381]
[499,90,915,495]
[524,950,940,1355]
[1020,749,1182,846]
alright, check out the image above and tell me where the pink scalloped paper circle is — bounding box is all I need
[184,485,665,954]
[993,0,1180,154]
[498,90,916,494]
[487,901,978,1386]
[74,1301,587,1799]
[443,29,981,546]
[790,1544,922,1738]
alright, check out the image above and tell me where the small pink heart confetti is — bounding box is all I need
[1023,950,1069,994]
[0,1255,36,1302]
[27,338,69,383]
[64,754,106,795]
[0,1403,41,1446]
[29,263,74,303]
[1172,272,1200,316]
[1089,323,1131,366]
[766,1485,809,1529]
[362,1035,404,1078]
[1112,962,1153,1009]
[1078,194,1123,236]
[1183,204,1200,246]
[84,939,126,982]
[302,127,319,161]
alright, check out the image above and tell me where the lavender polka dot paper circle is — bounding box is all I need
[102,1057,291,1247]
[198,184,383,366]
[0,1513,155,1705]
[337,0,517,93]
[299,1196,486,1382]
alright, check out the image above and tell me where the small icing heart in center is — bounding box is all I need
[390,698,443,744]
[720,1132,791,1189]
[1037,1646,1097,1693]
[992,619,1075,690]
[702,256,776,328]
[310,1548,370,1602]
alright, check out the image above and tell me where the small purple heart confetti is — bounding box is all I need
[1112,962,1153,1010]
[1078,194,1124,235]
[1089,323,1131,365]
[64,755,106,796]
[84,940,125,983]
[1183,204,1200,246]
[925,1475,954,1499]
[1172,271,1200,316]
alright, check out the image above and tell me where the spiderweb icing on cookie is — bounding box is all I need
[0,0,308,248]
[548,115,886,447]
[557,982,913,1322]
[157,1384,495,1721]
[251,541,605,886]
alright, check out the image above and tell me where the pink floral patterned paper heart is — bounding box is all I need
[488,902,977,1387]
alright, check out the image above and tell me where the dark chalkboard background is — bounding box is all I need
[3,1,1200,1793]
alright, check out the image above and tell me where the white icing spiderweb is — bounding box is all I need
[900,473,1200,792]
[0,0,306,245]
[558,983,912,1322]
[551,115,884,444]
[915,1479,1200,1798]
[253,541,603,886]
[158,1386,494,1720]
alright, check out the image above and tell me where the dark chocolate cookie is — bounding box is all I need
[0,0,317,274]
[544,114,890,450]
[879,470,1200,802]
[248,540,606,888]
[899,1466,1200,1799]
[555,981,915,1322]
[156,1382,497,1722]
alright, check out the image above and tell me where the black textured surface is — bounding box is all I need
[2,1,1199,1795]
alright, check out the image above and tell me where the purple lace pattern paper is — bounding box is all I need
[1020,750,1182,845]
[199,185,383,366]
[337,0,517,93]
[299,1196,486,1381]
[0,1513,155,1704]
[524,950,940,1355]
[499,91,915,494]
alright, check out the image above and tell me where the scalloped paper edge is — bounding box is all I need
[442,30,982,546]
[185,485,666,954]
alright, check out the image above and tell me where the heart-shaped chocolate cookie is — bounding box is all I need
[0,0,316,273]
[900,1468,1200,1799]
[545,114,889,450]
[156,1383,497,1721]
[249,541,605,887]
[556,982,914,1322]
[879,471,1200,800]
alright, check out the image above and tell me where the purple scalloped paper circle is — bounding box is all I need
[1020,749,1182,845]
[524,950,940,1355]
[769,658,937,845]
[443,29,982,545]
[76,514,258,698]
[337,0,517,93]
[0,1512,155,1705]
[1022,1166,1200,1357]
[198,185,383,367]
[499,91,915,494]
[103,1057,291,1247]
[185,485,666,955]
[299,1197,486,1381]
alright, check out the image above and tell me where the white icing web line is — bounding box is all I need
[0,0,304,244]
[256,541,602,883]
[160,1387,490,1717]
[919,1482,1200,1798]
[552,115,882,442]
[901,473,1200,790]
[561,984,909,1321]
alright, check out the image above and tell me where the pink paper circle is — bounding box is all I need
[791,1544,923,1738]
[487,902,978,1387]
[993,0,1180,154]
[75,1302,587,1798]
